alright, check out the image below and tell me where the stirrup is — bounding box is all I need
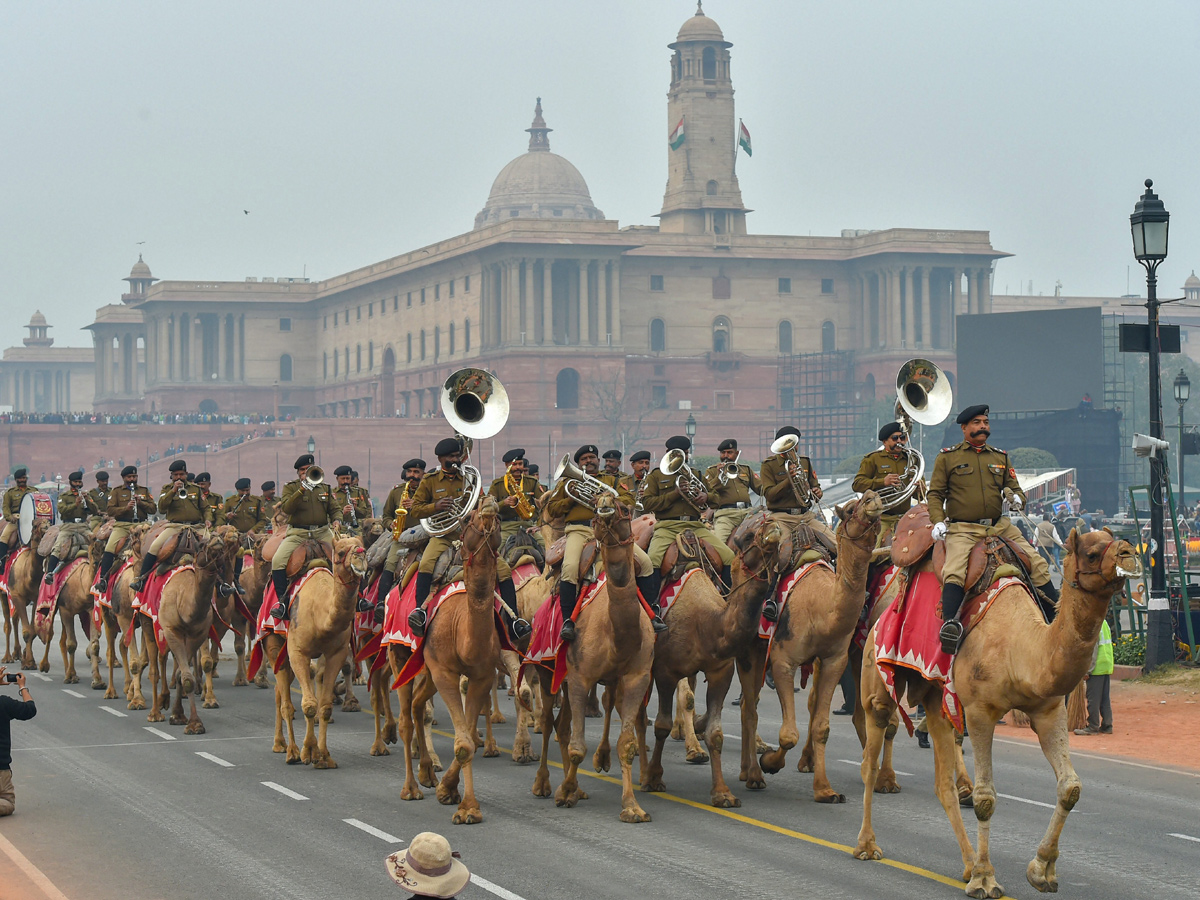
[559,618,577,642]
[651,615,668,635]
[43,570,56,585]
[356,596,373,613]
[131,575,147,592]
[269,602,288,621]
[761,599,780,622]
[372,600,387,626]
[408,607,427,636]
[510,617,532,641]
[939,619,965,656]
[234,581,245,596]
[218,582,234,597]
[96,577,109,593]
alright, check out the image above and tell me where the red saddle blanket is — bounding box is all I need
[856,563,903,650]
[520,575,609,694]
[129,565,195,653]
[90,559,133,632]
[1,547,29,611]
[245,567,326,679]
[34,558,88,641]
[874,572,1024,733]
[510,562,540,590]
[658,568,705,619]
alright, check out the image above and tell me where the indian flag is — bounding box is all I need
[738,120,752,157]
[669,117,685,150]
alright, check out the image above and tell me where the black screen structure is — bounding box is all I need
[955,307,1105,413]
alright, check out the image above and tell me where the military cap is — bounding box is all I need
[13,467,27,479]
[717,438,737,452]
[775,426,801,440]
[235,477,251,490]
[120,465,137,477]
[186,473,196,482]
[333,465,353,477]
[601,449,622,461]
[664,435,691,452]
[956,404,989,425]
[527,464,540,476]
[434,437,462,457]
[402,458,427,472]
[195,472,211,484]
[502,448,525,464]
[261,481,276,491]
[68,470,84,482]
[168,460,187,473]
[629,450,651,463]
[574,444,599,463]
[294,454,315,470]
[351,470,359,479]
[95,471,110,482]
[878,422,903,442]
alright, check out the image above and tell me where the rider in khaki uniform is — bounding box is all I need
[759,426,835,546]
[350,471,370,517]
[96,465,155,592]
[87,471,112,529]
[260,481,281,528]
[223,477,269,594]
[332,465,372,536]
[131,460,213,592]
[853,422,915,547]
[361,458,426,625]
[407,438,530,642]
[927,404,1056,654]
[43,471,98,583]
[268,454,342,619]
[545,444,660,642]
[618,450,653,512]
[0,468,34,568]
[704,438,762,544]
[194,473,221,529]
[487,449,544,548]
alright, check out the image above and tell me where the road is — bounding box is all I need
[3,657,1197,900]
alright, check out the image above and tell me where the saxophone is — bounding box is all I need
[505,465,535,520]
[390,481,411,540]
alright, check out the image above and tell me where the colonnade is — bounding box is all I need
[0,367,76,413]
[142,312,246,385]
[858,264,992,352]
[479,257,622,349]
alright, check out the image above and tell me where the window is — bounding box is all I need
[434,326,440,360]
[712,316,731,353]
[509,210,519,217]
[333,312,338,329]
[279,354,293,381]
[821,278,834,294]
[393,295,398,311]
[654,364,664,376]
[821,321,836,352]
[420,288,426,305]
[356,306,362,321]
[323,316,328,329]
[344,347,349,375]
[323,352,328,380]
[420,330,426,360]
[334,349,339,376]
[650,318,666,352]
[449,322,456,355]
[651,384,667,408]
[449,280,455,298]
[778,277,791,294]
[778,320,793,355]
[356,345,362,372]
[464,319,471,352]
[464,275,471,292]
[406,333,412,363]
[780,387,794,410]
[407,292,412,308]
[344,310,349,324]
[715,392,732,410]
[556,368,580,409]
[279,317,291,331]
[368,341,374,370]
[435,283,441,301]
[706,180,718,196]
[702,46,716,80]
[553,209,563,216]
[369,302,374,317]
[650,275,664,292]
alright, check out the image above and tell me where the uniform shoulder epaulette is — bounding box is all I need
[940,446,956,453]
[989,445,1005,453]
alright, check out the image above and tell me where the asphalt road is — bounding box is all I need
[3,654,1197,900]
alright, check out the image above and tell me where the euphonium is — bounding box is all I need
[716,450,742,487]
[505,465,535,520]
[768,434,814,510]
[553,454,618,510]
[391,481,411,540]
[659,448,709,514]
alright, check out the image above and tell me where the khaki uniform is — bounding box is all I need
[545,473,652,583]
[853,448,914,545]
[332,486,372,535]
[487,473,543,545]
[87,486,112,528]
[926,441,1048,588]
[50,489,94,557]
[197,491,221,528]
[222,493,269,534]
[380,482,416,574]
[270,478,341,572]
[639,468,735,569]
[104,484,156,553]
[1,485,34,547]
[759,453,835,544]
[148,482,212,555]
[703,463,761,544]
[261,495,282,529]
[410,469,511,580]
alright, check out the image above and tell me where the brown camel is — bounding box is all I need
[743,491,883,803]
[91,524,152,708]
[200,525,251,706]
[854,529,1139,899]
[530,493,655,823]
[639,514,789,807]
[508,563,549,764]
[237,533,272,689]
[49,551,101,687]
[266,537,367,766]
[7,520,50,671]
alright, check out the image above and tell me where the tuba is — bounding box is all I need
[303,465,324,490]
[420,368,510,537]
[875,358,953,509]
[553,454,619,510]
[659,448,710,514]
[768,433,814,510]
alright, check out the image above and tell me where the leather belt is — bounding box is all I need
[662,515,698,522]
[775,507,810,515]
[949,517,999,526]
[718,503,748,510]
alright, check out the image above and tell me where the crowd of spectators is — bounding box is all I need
[0,411,295,426]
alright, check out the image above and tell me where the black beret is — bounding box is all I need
[526,464,539,475]
[717,438,737,452]
[186,473,196,482]
[878,422,903,442]
[294,454,315,469]
[402,458,427,471]
[601,449,622,460]
[775,426,801,440]
[629,450,651,463]
[665,435,691,452]
[434,437,462,457]
[68,471,84,482]
[168,460,187,473]
[502,448,525,464]
[574,444,599,463]
[261,481,276,491]
[13,467,27,478]
[196,472,211,483]
[120,465,137,477]
[350,470,359,478]
[333,465,353,477]
[956,404,989,425]
[95,471,109,481]
[235,477,251,490]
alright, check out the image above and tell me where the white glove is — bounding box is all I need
[931,521,947,541]
[1004,489,1024,511]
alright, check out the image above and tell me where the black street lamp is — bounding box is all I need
[1131,179,1172,670]
[684,413,697,444]
[306,435,316,455]
[1175,369,1189,513]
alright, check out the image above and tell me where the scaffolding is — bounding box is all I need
[1102,313,1137,500]
[775,350,871,474]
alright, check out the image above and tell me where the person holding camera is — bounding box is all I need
[1,665,37,816]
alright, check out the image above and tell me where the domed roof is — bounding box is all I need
[125,253,155,282]
[474,100,604,229]
[28,310,47,328]
[670,3,731,47]
[1185,270,1200,289]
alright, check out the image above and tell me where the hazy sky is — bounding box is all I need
[2,1,1198,351]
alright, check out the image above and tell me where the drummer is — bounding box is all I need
[0,467,35,569]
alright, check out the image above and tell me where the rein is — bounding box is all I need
[1066,539,1121,590]
[462,512,500,567]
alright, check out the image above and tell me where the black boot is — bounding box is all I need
[96,551,115,593]
[917,730,931,749]
[409,572,434,636]
[0,541,9,569]
[558,581,579,642]
[636,573,667,634]
[1035,580,1060,622]
[232,553,246,595]
[131,552,158,592]
[44,555,60,585]
[499,578,531,641]
[938,583,967,655]
[269,570,291,620]
[372,568,394,627]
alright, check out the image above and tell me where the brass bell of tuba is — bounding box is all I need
[875,358,953,509]
[552,454,619,512]
[768,433,814,510]
[659,448,710,514]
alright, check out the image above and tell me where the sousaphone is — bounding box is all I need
[874,358,953,508]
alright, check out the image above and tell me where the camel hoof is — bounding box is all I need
[873,781,902,794]
[669,724,684,741]
[128,699,146,711]
[744,774,766,791]
[61,673,78,684]
[419,772,438,789]
[370,743,391,757]
[759,752,784,775]
[184,722,206,735]
[286,749,302,764]
[711,792,741,809]
[232,675,248,687]
[959,790,975,808]
[436,787,461,806]
[202,699,220,709]
[490,710,506,724]
[797,758,814,774]
[685,748,709,765]
[169,714,187,726]
[531,774,552,798]
[400,786,424,801]
[1026,858,1056,894]
[39,662,50,673]
[554,787,580,808]
[313,757,338,769]
[91,679,106,690]
[147,711,165,723]
[815,790,846,804]
[384,723,399,744]
[341,698,361,713]
[103,687,118,700]
[641,778,666,793]
[585,700,601,718]
[452,808,483,825]
[754,736,772,753]
[593,748,611,772]
[273,740,287,753]
[852,841,884,861]
[483,744,500,758]
[619,808,651,823]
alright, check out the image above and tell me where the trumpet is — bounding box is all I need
[553,454,619,510]
[174,481,189,499]
[303,465,324,490]
[716,451,742,487]
[659,448,709,514]
[769,433,814,510]
[505,464,535,520]
[391,481,411,540]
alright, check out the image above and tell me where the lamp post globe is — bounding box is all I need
[684,413,697,442]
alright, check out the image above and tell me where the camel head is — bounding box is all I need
[592,494,634,546]
[332,536,367,579]
[360,517,383,550]
[594,491,618,520]
[741,515,791,578]
[835,491,883,548]
[462,496,501,560]
[1063,528,1142,597]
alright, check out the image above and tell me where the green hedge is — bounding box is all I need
[1113,634,1145,666]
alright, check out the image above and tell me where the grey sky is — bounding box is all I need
[2,1,1197,352]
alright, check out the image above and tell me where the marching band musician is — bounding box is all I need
[853,423,914,546]
[267,454,342,621]
[350,470,371,517]
[928,405,1057,654]
[545,444,663,642]
[260,481,280,526]
[759,426,836,546]
[362,458,427,625]
[487,449,544,549]
[333,465,372,536]
[131,460,214,592]
[0,468,34,569]
[95,465,155,593]
[407,438,531,642]
[704,438,762,543]
[617,450,652,497]
[223,477,269,594]
[601,449,624,480]
[43,471,96,584]
[194,473,221,529]
[87,471,111,529]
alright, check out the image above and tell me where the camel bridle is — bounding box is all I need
[733,521,786,604]
[1066,537,1124,591]
[592,501,635,549]
[838,498,880,550]
[461,509,500,567]
[333,544,367,586]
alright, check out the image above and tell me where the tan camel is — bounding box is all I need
[266,537,367,766]
[639,515,789,807]
[7,520,50,671]
[530,494,655,823]
[854,529,1138,899]
[49,552,101,687]
[236,533,272,689]
[199,525,249,707]
[509,564,550,764]
[91,524,152,708]
[743,492,883,803]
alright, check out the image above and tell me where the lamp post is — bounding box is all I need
[1131,179,1172,670]
[685,413,697,446]
[1175,369,1190,514]
[307,435,316,455]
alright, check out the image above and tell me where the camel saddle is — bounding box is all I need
[658,527,725,583]
[36,525,59,557]
[141,522,205,574]
[786,521,835,569]
[544,535,602,589]
[890,505,935,567]
[261,530,332,579]
[632,514,654,551]
[501,531,544,570]
[364,531,395,571]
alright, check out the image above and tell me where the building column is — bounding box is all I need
[540,259,552,345]
[966,267,978,316]
[919,267,931,348]
[65,370,70,412]
[610,261,622,345]
[508,260,521,345]
[580,261,592,345]
[888,269,901,349]
[160,316,170,381]
[115,335,126,397]
[978,267,992,314]
[566,262,578,344]
[949,268,961,343]
[901,268,912,349]
[217,314,226,381]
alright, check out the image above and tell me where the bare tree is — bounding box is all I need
[589,368,671,455]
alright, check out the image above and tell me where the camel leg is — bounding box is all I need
[182,648,206,735]
[451,673,491,824]
[737,650,768,789]
[313,645,348,768]
[643,674,673,792]
[700,661,739,808]
[1023,704,1081,896]
[798,658,820,773]
[2,601,12,663]
[670,675,689,740]
[232,626,249,687]
[168,655,188,726]
[368,664,395,756]
[59,610,80,684]
[531,675,557,798]
[759,655,799,775]
[507,653,537,764]
[38,612,53,673]
[852,660,894,861]
[287,645,321,766]
[927,705,979,891]
[954,732,975,805]
[677,675,708,763]
[340,645,361,712]
[396,678,425,800]
[411,672,441,789]
[103,613,120,700]
[875,711,901,794]
[557,675,591,808]
[201,640,220,709]
[85,614,104,690]
[144,625,166,723]
[480,686,500,758]
[490,674,505,724]
[804,651,848,803]
[427,668,471,814]
[615,675,652,823]
[593,683,615,772]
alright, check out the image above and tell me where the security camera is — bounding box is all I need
[1132,433,1170,458]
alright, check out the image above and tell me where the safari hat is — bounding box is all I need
[384,832,470,897]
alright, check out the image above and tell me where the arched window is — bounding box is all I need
[449,322,456,356]
[650,318,666,352]
[863,373,876,401]
[279,353,293,382]
[464,319,471,353]
[420,330,426,360]
[712,316,731,353]
[556,368,580,409]
[702,46,717,80]
[706,180,718,196]
[821,321,836,352]
[406,333,412,363]
[778,321,793,355]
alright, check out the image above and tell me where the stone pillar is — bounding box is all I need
[65,370,70,412]
[949,269,961,343]
[979,267,992,314]
[508,260,521,345]
[888,269,902,349]
[966,267,977,316]
[580,261,592,345]
[217,314,226,381]
[237,315,245,381]
[540,259,552,345]
[567,262,578,344]
[190,314,201,382]
[610,261,621,345]
[901,268,913,349]
[115,335,126,397]
[160,316,170,381]
[919,267,931,348]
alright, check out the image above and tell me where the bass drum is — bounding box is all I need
[18,492,58,545]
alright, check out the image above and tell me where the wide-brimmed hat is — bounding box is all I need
[384,833,470,898]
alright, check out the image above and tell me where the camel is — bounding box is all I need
[530,493,655,823]
[742,491,883,803]
[237,533,272,689]
[266,536,367,767]
[6,520,50,671]
[507,560,550,764]
[93,525,153,709]
[639,514,789,807]
[854,528,1139,899]
[200,525,254,706]
[49,548,101,687]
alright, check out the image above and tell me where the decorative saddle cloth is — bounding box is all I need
[520,575,610,695]
[91,558,134,630]
[34,558,88,642]
[129,565,195,653]
[245,567,326,679]
[0,547,29,607]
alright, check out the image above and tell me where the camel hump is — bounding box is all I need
[890,505,935,567]
[632,514,655,550]
[262,531,284,562]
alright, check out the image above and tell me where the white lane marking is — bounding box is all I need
[144,726,177,741]
[100,706,127,717]
[994,737,1200,778]
[32,672,52,681]
[1170,832,1200,844]
[0,830,72,900]
[837,758,915,777]
[470,873,529,900]
[998,792,1057,810]
[62,688,85,698]
[196,751,234,768]
[261,781,308,801]
[343,818,402,842]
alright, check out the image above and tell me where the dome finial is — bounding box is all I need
[526,97,552,151]
[696,1,704,14]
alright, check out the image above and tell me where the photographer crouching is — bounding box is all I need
[0,665,37,816]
